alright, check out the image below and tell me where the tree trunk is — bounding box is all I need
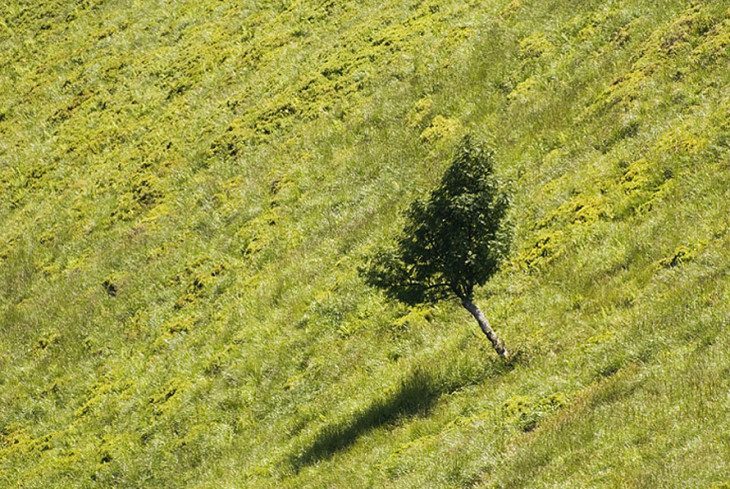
[461,298,509,359]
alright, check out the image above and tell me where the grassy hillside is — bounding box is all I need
[1,0,728,487]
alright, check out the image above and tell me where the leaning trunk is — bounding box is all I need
[460,298,509,359]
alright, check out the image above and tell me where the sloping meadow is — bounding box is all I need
[0,0,728,487]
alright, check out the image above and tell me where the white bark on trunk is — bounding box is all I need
[461,298,509,359]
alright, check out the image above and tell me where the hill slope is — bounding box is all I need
[1,0,728,487]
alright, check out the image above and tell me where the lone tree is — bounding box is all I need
[363,136,512,358]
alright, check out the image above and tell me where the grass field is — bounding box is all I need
[1,0,728,487]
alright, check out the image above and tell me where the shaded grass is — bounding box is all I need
[293,351,519,469]
[293,367,442,468]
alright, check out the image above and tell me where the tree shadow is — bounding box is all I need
[292,349,522,470]
[292,368,440,469]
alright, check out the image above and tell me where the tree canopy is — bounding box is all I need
[363,136,512,306]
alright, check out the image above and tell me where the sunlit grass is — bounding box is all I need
[0,0,728,487]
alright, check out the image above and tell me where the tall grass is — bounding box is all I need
[0,0,728,487]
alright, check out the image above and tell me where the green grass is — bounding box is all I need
[0,0,728,487]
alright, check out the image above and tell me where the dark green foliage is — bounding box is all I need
[363,136,511,304]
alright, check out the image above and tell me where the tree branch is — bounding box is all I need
[424,282,451,291]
